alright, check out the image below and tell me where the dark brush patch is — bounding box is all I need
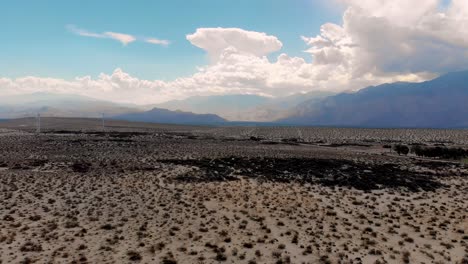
[320,143,373,148]
[10,163,31,170]
[26,159,49,167]
[415,160,462,170]
[71,161,92,173]
[48,130,151,138]
[160,157,445,192]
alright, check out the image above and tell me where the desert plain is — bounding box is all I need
[0,118,467,264]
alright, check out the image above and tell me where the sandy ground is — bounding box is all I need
[0,122,467,264]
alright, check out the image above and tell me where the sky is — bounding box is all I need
[1,0,468,104]
[1,0,340,80]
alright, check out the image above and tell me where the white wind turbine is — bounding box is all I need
[36,113,41,133]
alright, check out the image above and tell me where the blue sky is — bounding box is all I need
[2,0,466,105]
[1,0,341,80]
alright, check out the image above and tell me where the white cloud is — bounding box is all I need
[67,25,136,45]
[186,28,283,61]
[66,25,105,39]
[103,32,136,46]
[340,0,440,26]
[0,58,432,106]
[145,38,170,46]
[3,2,468,106]
[67,25,168,46]
[305,0,468,78]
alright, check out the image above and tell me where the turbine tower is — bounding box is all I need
[36,113,41,133]
[102,113,105,131]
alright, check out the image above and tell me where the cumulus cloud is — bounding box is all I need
[3,1,468,106]
[0,69,169,104]
[186,28,283,61]
[0,57,431,106]
[304,0,468,77]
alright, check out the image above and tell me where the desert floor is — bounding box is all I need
[1,118,467,264]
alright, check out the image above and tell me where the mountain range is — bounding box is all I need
[153,92,334,121]
[0,93,139,119]
[280,70,468,128]
[113,108,226,125]
[1,70,467,128]
[0,93,228,125]
[152,94,270,119]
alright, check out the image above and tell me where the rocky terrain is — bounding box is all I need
[0,119,467,264]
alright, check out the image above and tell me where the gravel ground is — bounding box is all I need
[1,120,467,264]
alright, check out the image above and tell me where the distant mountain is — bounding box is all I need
[0,92,140,119]
[153,92,334,121]
[237,91,335,121]
[280,71,468,128]
[153,94,271,120]
[113,108,227,125]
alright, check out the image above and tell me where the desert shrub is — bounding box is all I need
[272,251,282,259]
[402,251,411,264]
[410,145,423,156]
[101,224,114,230]
[127,250,142,261]
[29,215,41,221]
[20,242,42,252]
[64,220,79,228]
[71,161,92,173]
[161,258,177,264]
[393,144,409,155]
[411,145,468,160]
[215,252,227,261]
[459,254,468,264]
[291,233,298,244]
[243,242,254,249]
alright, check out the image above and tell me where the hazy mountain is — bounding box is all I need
[0,91,332,123]
[113,108,227,125]
[153,94,271,119]
[0,92,140,119]
[280,71,468,128]
[153,92,334,121]
[236,91,335,121]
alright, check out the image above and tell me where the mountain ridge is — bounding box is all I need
[279,70,468,128]
[113,107,227,125]
[0,92,140,119]
[153,92,334,121]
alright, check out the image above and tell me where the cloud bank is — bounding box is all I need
[2,1,468,105]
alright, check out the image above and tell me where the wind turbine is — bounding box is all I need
[36,113,41,133]
[102,113,105,131]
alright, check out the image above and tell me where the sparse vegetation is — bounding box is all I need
[411,145,468,160]
[127,250,142,261]
[393,144,410,156]
[0,125,467,263]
